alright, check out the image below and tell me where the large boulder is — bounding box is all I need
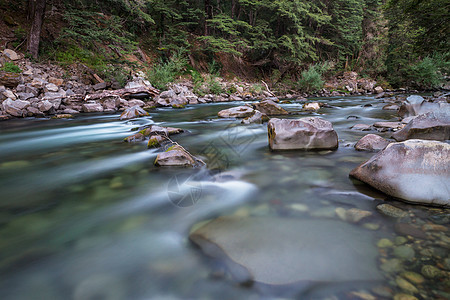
[120,106,149,120]
[350,139,450,206]
[268,117,338,150]
[218,106,255,118]
[2,98,30,117]
[391,112,450,141]
[355,134,390,151]
[190,216,381,286]
[398,95,450,118]
[253,99,288,116]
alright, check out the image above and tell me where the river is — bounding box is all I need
[0,96,448,299]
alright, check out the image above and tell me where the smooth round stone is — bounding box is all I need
[376,204,408,218]
[396,276,419,294]
[393,294,419,300]
[394,245,415,260]
[377,238,393,248]
[401,272,425,284]
[380,259,403,273]
[395,236,408,245]
[190,216,382,285]
[421,265,442,278]
[289,203,309,213]
[363,223,380,230]
[444,258,450,270]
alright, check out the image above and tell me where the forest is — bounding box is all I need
[3,0,450,91]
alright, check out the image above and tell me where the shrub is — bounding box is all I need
[298,62,331,93]
[405,55,448,89]
[0,62,22,73]
[147,51,188,90]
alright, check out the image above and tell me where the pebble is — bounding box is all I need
[289,203,309,212]
[421,265,442,278]
[394,223,428,239]
[393,245,415,260]
[380,258,403,273]
[395,236,408,245]
[377,238,393,248]
[376,204,408,218]
[350,291,376,300]
[422,224,448,232]
[401,271,425,284]
[393,294,418,300]
[336,207,372,223]
[363,223,380,230]
[396,276,419,294]
[372,285,393,298]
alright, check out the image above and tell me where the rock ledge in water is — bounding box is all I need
[190,216,381,285]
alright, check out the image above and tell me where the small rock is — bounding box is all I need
[93,82,107,91]
[351,124,372,131]
[82,103,103,113]
[48,77,64,86]
[218,106,255,118]
[401,272,425,284]
[380,258,403,273]
[2,98,30,117]
[421,265,442,278]
[373,121,404,132]
[38,100,53,112]
[374,86,384,94]
[127,99,145,107]
[392,112,450,142]
[120,106,149,120]
[44,83,59,93]
[395,223,428,239]
[155,145,205,168]
[147,135,165,148]
[376,204,408,218]
[336,207,372,223]
[355,134,389,151]
[303,102,321,111]
[393,245,415,260]
[377,238,393,248]
[393,294,418,300]
[3,49,19,60]
[253,99,288,115]
[396,276,418,294]
[123,133,145,143]
[383,104,400,110]
[241,110,269,124]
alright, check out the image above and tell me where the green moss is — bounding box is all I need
[147,137,160,148]
[0,62,21,73]
[172,104,185,109]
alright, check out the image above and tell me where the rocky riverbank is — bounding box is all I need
[0,49,430,121]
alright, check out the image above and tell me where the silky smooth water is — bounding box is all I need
[0,97,448,299]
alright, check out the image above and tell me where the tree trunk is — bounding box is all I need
[27,0,46,59]
[204,0,212,35]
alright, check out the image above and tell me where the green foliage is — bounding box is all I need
[405,56,445,90]
[0,62,22,73]
[147,51,188,90]
[298,62,331,93]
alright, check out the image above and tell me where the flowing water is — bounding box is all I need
[0,96,448,299]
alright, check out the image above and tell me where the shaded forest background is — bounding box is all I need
[1,0,449,90]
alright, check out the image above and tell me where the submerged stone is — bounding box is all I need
[190,216,381,286]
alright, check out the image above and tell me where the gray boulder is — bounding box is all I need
[391,112,450,141]
[355,134,390,151]
[268,117,338,150]
[218,106,255,118]
[253,99,288,116]
[82,103,103,113]
[2,98,30,117]
[38,100,53,112]
[398,95,450,118]
[350,139,450,206]
[190,216,381,285]
[120,106,149,120]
